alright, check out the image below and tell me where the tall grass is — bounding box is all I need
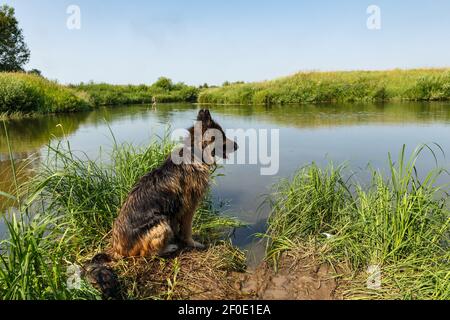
[199,69,450,105]
[0,74,198,116]
[0,73,91,113]
[0,130,242,300]
[0,211,101,300]
[266,145,450,299]
[72,79,199,107]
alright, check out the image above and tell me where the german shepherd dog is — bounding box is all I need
[111,109,238,258]
[85,110,238,298]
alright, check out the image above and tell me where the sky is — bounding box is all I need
[3,0,450,85]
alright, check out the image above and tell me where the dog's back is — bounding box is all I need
[111,156,210,258]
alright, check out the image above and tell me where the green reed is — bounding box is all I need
[266,145,450,299]
[0,127,242,300]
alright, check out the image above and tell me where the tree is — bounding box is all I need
[27,68,42,76]
[153,77,174,91]
[0,5,30,72]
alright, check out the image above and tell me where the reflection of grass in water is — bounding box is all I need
[0,157,37,212]
[0,129,244,299]
[0,114,89,211]
[265,145,450,300]
[2,101,449,155]
[0,112,89,153]
[206,102,450,128]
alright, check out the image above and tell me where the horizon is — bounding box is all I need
[3,0,450,86]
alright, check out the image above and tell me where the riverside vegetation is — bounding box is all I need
[265,145,450,300]
[0,73,199,117]
[0,73,90,116]
[199,69,450,105]
[0,130,244,300]
[1,124,448,299]
[1,70,450,299]
[2,68,450,118]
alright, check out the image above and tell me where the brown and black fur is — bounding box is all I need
[111,109,238,258]
[85,110,237,298]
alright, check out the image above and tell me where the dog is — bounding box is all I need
[110,109,238,258]
[85,109,237,298]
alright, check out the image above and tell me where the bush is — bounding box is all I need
[73,79,199,106]
[0,73,90,113]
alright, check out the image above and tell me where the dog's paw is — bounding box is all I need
[160,244,179,256]
[187,240,206,250]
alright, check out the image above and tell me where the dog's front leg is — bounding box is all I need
[180,210,205,250]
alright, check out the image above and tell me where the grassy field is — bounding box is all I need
[199,69,450,105]
[0,132,243,300]
[0,73,91,114]
[265,145,450,300]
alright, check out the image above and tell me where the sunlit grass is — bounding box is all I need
[265,145,450,300]
[71,79,199,106]
[0,128,243,300]
[0,73,91,113]
[199,68,450,105]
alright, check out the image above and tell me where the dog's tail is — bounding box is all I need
[82,253,122,299]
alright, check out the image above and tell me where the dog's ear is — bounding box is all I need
[197,109,212,124]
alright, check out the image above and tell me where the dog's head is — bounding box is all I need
[188,109,238,163]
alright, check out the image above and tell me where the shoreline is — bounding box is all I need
[2,68,450,118]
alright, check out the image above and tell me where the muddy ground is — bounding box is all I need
[116,245,341,300]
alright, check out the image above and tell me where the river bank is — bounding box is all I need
[2,69,450,118]
[0,73,199,116]
[0,130,448,299]
[199,68,450,105]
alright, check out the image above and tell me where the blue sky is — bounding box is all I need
[3,0,450,85]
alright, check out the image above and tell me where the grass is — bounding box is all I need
[71,78,199,107]
[0,74,199,115]
[3,69,450,116]
[199,68,450,105]
[0,73,91,114]
[0,129,244,300]
[265,145,450,300]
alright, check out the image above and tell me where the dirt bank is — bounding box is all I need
[238,256,340,300]
[115,245,340,300]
